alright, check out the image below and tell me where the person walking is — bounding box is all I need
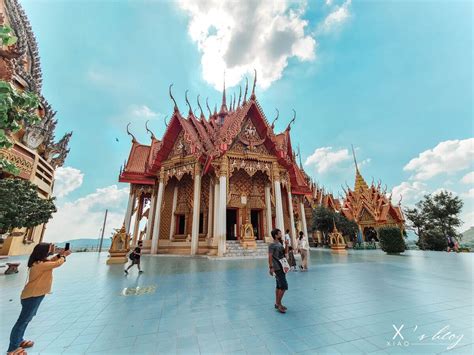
[298,231,309,271]
[7,243,71,355]
[125,240,143,274]
[268,229,289,313]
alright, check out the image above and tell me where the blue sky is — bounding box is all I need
[19,0,473,241]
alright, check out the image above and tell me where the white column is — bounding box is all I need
[151,173,165,254]
[132,194,143,245]
[218,174,227,256]
[287,190,297,248]
[299,199,310,262]
[213,182,220,244]
[145,191,157,240]
[191,170,202,255]
[274,179,284,232]
[124,188,135,234]
[169,186,178,240]
[207,181,214,239]
[265,184,272,238]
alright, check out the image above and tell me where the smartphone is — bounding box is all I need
[65,242,70,251]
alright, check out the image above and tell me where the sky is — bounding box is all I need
[19,0,473,242]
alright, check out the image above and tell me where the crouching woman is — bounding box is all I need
[7,243,71,355]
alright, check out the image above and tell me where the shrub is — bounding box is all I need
[379,227,406,254]
[416,226,447,251]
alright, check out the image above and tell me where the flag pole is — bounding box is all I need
[98,209,108,253]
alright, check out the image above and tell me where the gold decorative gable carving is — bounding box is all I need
[169,131,190,158]
[229,158,271,178]
[235,117,267,152]
[164,163,194,184]
[359,207,375,223]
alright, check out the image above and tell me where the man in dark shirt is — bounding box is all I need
[268,228,288,313]
[124,241,143,274]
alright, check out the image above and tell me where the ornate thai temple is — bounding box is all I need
[339,162,405,241]
[310,148,405,243]
[0,0,71,255]
[119,75,313,256]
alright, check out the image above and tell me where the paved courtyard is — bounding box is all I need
[0,249,472,354]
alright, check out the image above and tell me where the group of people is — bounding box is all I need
[284,229,309,271]
[7,230,309,353]
[268,228,310,314]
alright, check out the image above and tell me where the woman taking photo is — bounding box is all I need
[7,243,71,355]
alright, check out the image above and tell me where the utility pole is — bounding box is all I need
[98,209,108,253]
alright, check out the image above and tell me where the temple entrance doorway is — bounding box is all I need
[250,209,262,240]
[363,227,378,242]
[226,209,237,240]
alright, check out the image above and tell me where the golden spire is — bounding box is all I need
[332,218,338,233]
[351,144,369,192]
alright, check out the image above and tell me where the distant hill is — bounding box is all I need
[54,238,112,252]
[462,227,474,241]
[461,227,474,247]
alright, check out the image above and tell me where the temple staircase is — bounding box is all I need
[223,240,268,258]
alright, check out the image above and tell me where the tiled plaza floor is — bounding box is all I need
[0,249,472,354]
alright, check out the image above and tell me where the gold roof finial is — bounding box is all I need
[126,123,137,143]
[220,71,228,113]
[351,144,369,192]
[145,120,155,140]
[351,144,359,172]
[243,77,248,104]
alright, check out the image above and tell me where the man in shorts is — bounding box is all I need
[125,241,143,274]
[268,228,288,313]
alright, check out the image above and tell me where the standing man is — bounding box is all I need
[268,229,288,314]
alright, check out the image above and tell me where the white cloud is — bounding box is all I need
[111,105,163,130]
[53,167,84,198]
[305,146,351,174]
[317,0,352,34]
[391,181,428,206]
[45,185,129,243]
[461,171,474,185]
[177,0,317,89]
[404,138,474,180]
[130,105,158,118]
[462,188,474,199]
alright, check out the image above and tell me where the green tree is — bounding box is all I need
[312,206,358,240]
[0,24,17,46]
[405,191,463,251]
[312,206,334,238]
[0,80,40,175]
[379,227,406,254]
[0,178,56,234]
[334,212,359,238]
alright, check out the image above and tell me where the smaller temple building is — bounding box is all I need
[308,149,405,243]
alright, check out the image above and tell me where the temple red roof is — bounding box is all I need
[119,81,312,195]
